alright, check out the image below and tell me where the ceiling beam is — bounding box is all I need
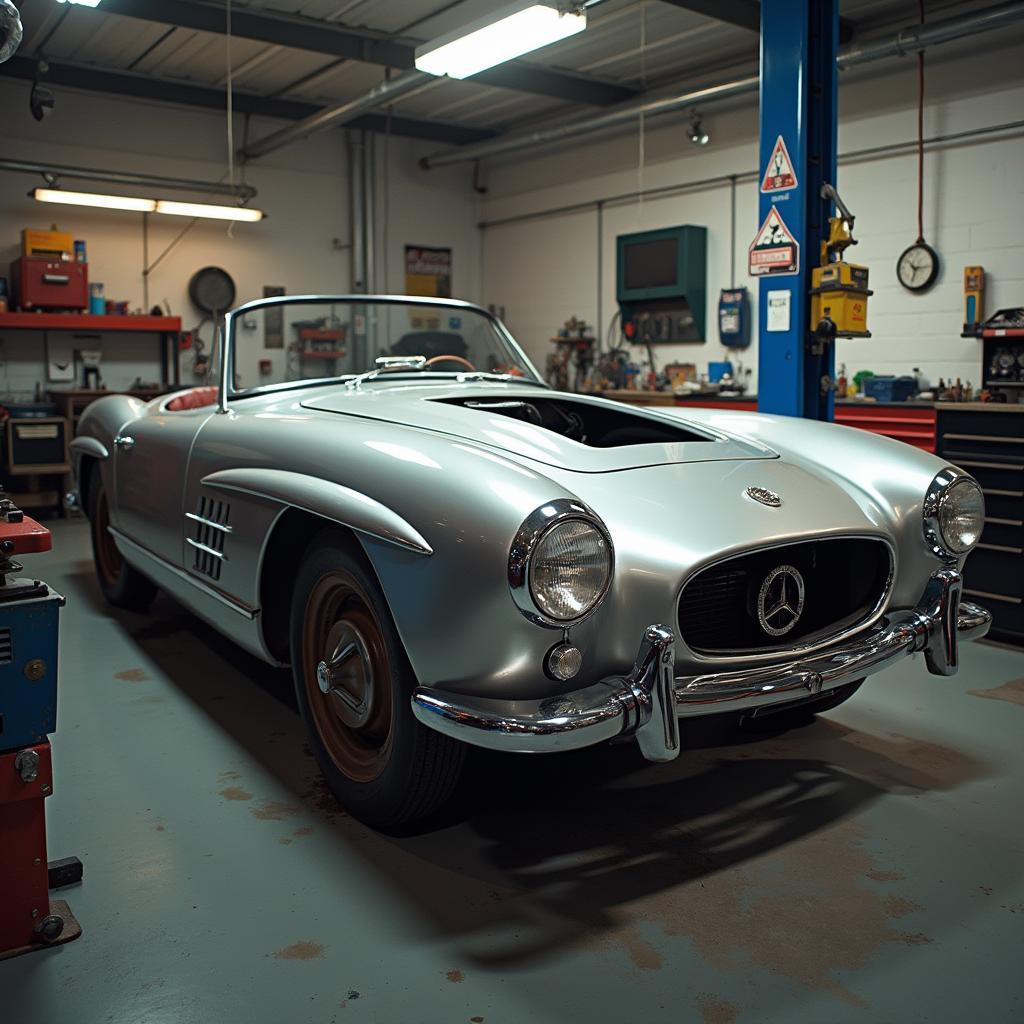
[97,0,638,107]
[100,0,413,67]
[0,57,499,146]
[659,1,854,43]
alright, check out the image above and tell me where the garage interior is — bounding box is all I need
[1,1,1023,1022]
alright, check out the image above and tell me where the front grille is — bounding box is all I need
[678,537,892,655]
[0,627,11,665]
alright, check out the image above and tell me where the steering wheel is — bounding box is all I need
[424,354,475,371]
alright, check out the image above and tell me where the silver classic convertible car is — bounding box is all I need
[71,295,991,826]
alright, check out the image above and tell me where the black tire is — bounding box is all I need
[86,466,158,610]
[289,528,465,829]
[741,679,864,733]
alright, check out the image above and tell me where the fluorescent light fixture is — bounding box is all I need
[415,2,586,80]
[155,200,264,222]
[33,188,156,212]
[55,1,103,8]
[32,188,264,221]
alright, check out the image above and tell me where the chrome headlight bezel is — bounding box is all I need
[923,467,985,561]
[508,499,614,628]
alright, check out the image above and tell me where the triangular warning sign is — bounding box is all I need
[748,206,799,276]
[760,135,797,193]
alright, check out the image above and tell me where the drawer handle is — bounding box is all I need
[954,459,1024,472]
[964,588,1023,605]
[943,433,1024,444]
[42,274,70,285]
[977,542,1023,554]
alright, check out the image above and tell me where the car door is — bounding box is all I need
[113,398,218,567]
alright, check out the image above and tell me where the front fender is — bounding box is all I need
[201,467,432,555]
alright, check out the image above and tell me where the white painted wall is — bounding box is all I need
[478,41,1024,395]
[0,82,482,398]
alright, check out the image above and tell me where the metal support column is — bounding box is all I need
[756,0,839,420]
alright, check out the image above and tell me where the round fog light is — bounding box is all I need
[546,643,583,681]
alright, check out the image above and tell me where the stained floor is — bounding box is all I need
[2,519,1023,1023]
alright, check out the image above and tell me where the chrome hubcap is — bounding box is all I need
[317,621,374,729]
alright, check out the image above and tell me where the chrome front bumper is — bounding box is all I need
[411,568,991,764]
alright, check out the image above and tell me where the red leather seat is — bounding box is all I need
[165,386,219,411]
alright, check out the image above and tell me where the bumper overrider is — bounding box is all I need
[411,568,991,764]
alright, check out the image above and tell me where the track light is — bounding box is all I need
[688,112,709,146]
[33,188,264,221]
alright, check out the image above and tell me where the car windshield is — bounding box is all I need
[225,297,541,394]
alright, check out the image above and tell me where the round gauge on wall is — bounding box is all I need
[896,242,940,292]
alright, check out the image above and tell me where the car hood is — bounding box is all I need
[300,382,776,473]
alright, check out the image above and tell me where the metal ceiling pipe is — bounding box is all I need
[0,156,257,199]
[349,130,367,294]
[240,69,431,162]
[420,0,1024,169]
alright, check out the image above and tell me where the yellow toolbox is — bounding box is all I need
[22,228,74,259]
[810,261,872,338]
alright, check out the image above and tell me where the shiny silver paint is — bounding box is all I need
[73,295,990,735]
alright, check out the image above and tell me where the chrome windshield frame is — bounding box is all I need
[217,293,544,414]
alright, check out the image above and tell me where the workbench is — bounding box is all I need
[0,313,182,389]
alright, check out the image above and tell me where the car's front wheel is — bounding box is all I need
[289,529,465,829]
[87,466,158,610]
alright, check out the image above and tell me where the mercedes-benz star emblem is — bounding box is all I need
[757,564,806,637]
[746,486,781,507]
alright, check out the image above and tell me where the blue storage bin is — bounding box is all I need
[863,375,917,402]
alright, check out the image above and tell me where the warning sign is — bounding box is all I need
[748,206,800,276]
[760,135,797,193]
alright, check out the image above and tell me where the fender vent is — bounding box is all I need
[0,627,11,665]
[186,497,232,582]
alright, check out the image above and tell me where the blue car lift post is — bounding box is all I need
[756,0,840,421]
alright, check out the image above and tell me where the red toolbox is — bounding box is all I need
[10,257,89,312]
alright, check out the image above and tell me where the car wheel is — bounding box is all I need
[87,467,158,610]
[290,529,466,829]
[741,679,864,732]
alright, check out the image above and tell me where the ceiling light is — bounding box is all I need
[33,187,156,212]
[415,2,586,80]
[155,200,264,222]
[32,188,263,220]
[688,113,709,146]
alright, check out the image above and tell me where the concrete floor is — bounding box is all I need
[2,519,1023,1023]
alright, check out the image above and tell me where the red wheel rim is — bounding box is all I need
[301,570,394,783]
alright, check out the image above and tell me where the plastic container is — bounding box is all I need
[863,375,917,402]
[89,282,105,315]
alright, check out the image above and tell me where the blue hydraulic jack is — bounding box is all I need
[0,491,82,960]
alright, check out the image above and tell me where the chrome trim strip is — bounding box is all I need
[70,435,110,461]
[676,533,897,666]
[507,498,614,629]
[109,528,255,619]
[185,511,233,534]
[186,537,226,561]
[412,571,991,762]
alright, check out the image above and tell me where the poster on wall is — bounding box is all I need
[405,246,451,298]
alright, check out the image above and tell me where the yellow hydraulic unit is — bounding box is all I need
[810,183,871,340]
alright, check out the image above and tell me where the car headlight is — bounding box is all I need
[509,500,613,626]
[924,468,985,559]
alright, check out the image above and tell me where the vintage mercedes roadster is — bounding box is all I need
[71,295,991,827]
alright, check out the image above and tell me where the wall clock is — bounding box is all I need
[897,241,940,292]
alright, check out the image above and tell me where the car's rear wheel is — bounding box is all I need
[87,467,158,610]
[290,529,465,829]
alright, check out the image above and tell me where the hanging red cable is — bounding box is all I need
[917,0,925,243]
